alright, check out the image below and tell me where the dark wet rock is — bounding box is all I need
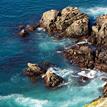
[63,43,107,72]
[42,69,64,88]
[63,44,95,69]
[18,24,39,37]
[39,61,57,71]
[95,48,107,72]
[18,29,28,37]
[103,83,107,97]
[89,15,107,47]
[39,7,89,38]
[25,25,36,32]
[18,25,25,30]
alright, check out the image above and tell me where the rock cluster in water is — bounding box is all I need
[19,6,107,106]
[24,63,64,88]
[18,7,107,73]
[89,15,107,47]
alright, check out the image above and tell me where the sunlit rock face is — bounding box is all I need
[42,68,64,88]
[89,15,107,47]
[23,63,45,82]
[40,7,89,38]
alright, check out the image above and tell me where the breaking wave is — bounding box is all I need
[81,7,107,17]
[0,94,48,107]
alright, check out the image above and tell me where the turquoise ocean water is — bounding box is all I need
[0,0,107,107]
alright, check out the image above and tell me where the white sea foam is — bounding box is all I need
[76,39,91,45]
[81,7,107,16]
[37,27,46,32]
[78,69,97,79]
[0,94,48,107]
[47,67,74,79]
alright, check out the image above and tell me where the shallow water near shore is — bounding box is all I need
[1,0,107,107]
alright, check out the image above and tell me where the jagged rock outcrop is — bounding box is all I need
[89,15,107,47]
[63,44,95,69]
[40,7,89,38]
[42,68,64,88]
[63,42,107,72]
[18,29,28,37]
[40,9,58,33]
[95,48,107,72]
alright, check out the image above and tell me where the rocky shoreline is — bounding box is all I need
[19,6,107,107]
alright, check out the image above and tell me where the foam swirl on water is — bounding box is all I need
[0,94,48,107]
[81,7,107,16]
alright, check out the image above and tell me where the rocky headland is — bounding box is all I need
[19,6,107,106]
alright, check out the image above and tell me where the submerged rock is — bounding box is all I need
[24,62,64,88]
[18,24,39,37]
[25,24,36,32]
[40,7,89,38]
[18,29,28,37]
[89,15,107,47]
[42,68,64,88]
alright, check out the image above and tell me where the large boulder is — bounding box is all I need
[65,17,88,37]
[55,7,81,31]
[89,15,107,47]
[40,9,59,32]
[42,68,64,88]
[63,44,95,69]
[39,7,89,38]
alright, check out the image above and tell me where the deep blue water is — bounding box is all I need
[0,0,107,107]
